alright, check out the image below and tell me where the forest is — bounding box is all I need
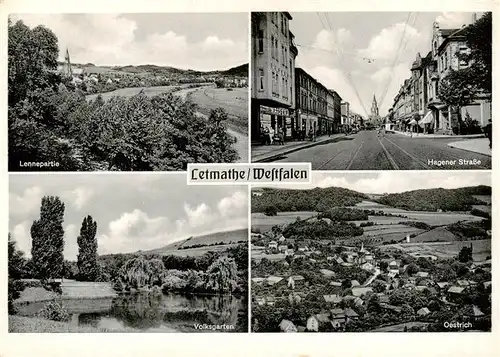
[375,186,491,212]
[252,187,368,213]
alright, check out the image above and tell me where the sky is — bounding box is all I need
[256,171,491,194]
[9,174,248,261]
[10,13,248,71]
[291,11,482,116]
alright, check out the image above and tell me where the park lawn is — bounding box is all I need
[9,315,113,333]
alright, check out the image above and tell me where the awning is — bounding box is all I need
[419,111,434,127]
[408,119,418,125]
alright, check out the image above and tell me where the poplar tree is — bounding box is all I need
[77,215,99,281]
[31,196,65,281]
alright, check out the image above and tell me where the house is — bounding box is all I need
[320,269,336,277]
[285,249,295,256]
[361,262,374,272]
[251,277,266,284]
[389,268,400,276]
[416,272,430,278]
[297,244,309,252]
[294,251,306,259]
[463,305,485,319]
[267,276,284,285]
[330,281,342,287]
[354,297,364,307]
[484,281,492,289]
[365,254,374,261]
[336,257,345,264]
[279,319,298,332]
[447,286,465,301]
[309,258,317,263]
[323,294,342,304]
[352,287,373,297]
[341,262,354,267]
[457,280,470,287]
[278,245,288,252]
[351,280,361,287]
[437,282,450,290]
[306,314,330,332]
[255,297,265,305]
[269,241,278,249]
[288,293,302,304]
[380,303,402,313]
[287,276,295,289]
[297,326,307,332]
[278,235,286,243]
[417,307,431,316]
[415,286,428,292]
[327,256,335,261]
[330,308,346,323]
[388,270,399,279]
[266,296,276,306]
[344,308,359,320]
[290,275,305,282]
[377,294,390,304]
[389,260,400,268]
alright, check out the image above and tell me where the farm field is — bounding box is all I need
[381,239,491,262]
[85,85,181,101]
[369,321,430,332]
[473,195,492,204]
[472,205,491,214]
[143,229,247,256]
[251,211,317,232]
[410,227,460,243]
[188,87,248,135]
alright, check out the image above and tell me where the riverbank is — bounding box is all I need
[9,315,115,333]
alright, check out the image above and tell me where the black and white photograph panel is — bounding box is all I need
[250,12,492,170]
[250,171,492,332]
[8,174,249,333]
[8,13,249,172]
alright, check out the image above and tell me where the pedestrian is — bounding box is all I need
[269,126,275,145]
[263,126,270,145]
[485,119,492,148]
[278,127,285,145]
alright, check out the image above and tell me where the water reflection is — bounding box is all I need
[18,293,245,332]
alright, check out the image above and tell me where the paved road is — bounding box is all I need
[273,130,491,170]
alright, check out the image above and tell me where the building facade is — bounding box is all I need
[332,90,342,133]
[251,12,298,142]
[391,14,491,134]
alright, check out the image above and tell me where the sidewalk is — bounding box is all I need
[390,130,485,139]
[447,137,492,157]
[251,133,347,162]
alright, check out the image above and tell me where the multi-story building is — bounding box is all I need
[331,90,342,133]
[392,14,491,135]
[251,12,298,141]
[341,102,350,128]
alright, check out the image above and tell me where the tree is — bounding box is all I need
[462,12,492,95]
[117,256,153,290]
[8,234,27,314]
[458,246,473,263]
[205,257,239,293]
[264,205,278,216]
[438,69,478,134]
[30,196,65,282]
[77,215,99,281]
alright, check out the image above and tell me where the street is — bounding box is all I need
[271,130,491,170]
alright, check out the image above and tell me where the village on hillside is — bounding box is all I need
[250,181,492,332]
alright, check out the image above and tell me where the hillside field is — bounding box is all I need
[251,211,317,233]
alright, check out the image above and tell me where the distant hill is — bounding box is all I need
[142,228,248,255]
[376,185,491,212]
[60,62,249,77]
[251,187,369,213]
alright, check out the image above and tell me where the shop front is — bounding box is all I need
[259,105,295,141]
[297,112,318,136]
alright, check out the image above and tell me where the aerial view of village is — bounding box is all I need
[251,172,491,332]
[8,174,249,332]
[8,13,248,171]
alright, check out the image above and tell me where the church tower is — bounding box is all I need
[62,48,73,78]
[370,94,379,117]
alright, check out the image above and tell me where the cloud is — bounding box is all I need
[435,12,475,29]
[9,186,43,216]
[12,221,31,258]
[218,190,248,217]
[11,14,247,71]
[62,187,94,210]
[359,22,425,62]
[64,224,79,261]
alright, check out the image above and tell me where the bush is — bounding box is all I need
[264,206,278,216]
[470,208,490,219]
[36,300,70,322]
[8,279,25,314]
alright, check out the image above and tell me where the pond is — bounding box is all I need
[15,293,246,332]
